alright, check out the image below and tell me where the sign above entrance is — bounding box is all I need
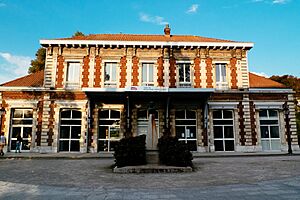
[125,86,168,92]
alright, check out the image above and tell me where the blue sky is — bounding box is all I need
[0,0,299,83]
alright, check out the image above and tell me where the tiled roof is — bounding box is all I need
[1,70,44,87]
[55,34,243,43]
[249,72,286,88]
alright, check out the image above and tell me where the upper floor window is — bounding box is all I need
[215,63,227,89]
[177,63,191,87]
[104,62,117,87]
[66,62,80,89]
[142,63,154,86]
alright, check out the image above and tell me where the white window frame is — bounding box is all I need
[98,108,121,152]
[141,63,155,86]
[104,62,118,88]
[59,109,82,152]
[177,62,192,87]
[259,109,280,151]
[65,62,81,89]
[215,63,228,89]
[212,109,235,152]
[175,109,197,150]
[10,109,33,152]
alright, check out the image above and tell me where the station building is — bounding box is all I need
[0,25,298,153]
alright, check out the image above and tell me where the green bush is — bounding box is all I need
[114,135,146,167]
[158,136,193,167]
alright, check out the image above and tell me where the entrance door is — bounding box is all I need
[59,109,82,152]
[10,109,33,152]
[259,109,280,151]
[213,110,235,152]
[175,110,197,151]
[98,108,121,152]
[137,109,159,137]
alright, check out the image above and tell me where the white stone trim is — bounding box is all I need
[208,102,239,109]
[40,40,254,49]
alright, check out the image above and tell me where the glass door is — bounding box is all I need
[59,109,82,152]
[10,109,33,152]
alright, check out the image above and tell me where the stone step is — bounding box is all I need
[146,150,159,164]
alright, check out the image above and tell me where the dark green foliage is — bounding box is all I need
[158,136,193,167]
[28,48,46,74]
[72,31,85,37]
[114,135,146,167]
[270,75,300,95]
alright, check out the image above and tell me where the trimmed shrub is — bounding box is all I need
[114,135,146,167]
[158,136,193,167]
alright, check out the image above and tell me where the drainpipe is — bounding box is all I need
[204,102,209,152]
[86,99,91,153]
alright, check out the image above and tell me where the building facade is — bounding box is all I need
[0,26,299,153]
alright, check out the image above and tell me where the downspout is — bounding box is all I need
[86,99,91,153]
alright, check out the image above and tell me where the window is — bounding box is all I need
[142,63,154,86]
[59,109,82,152]
[98,109,121,152]
[177,63,191,87]
[175,110,197,151]
[10,109,33,151]
[213,110,234,151]
[66,62,80,88]
[104,62,117,87]
[215,63,228,89]
[259,109,280,151]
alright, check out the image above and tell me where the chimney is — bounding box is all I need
[164,24,171,37]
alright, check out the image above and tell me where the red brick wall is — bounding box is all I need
[50,92,87,100]
[48,101,55,146]
[205,57,213,88]
[169,57,176,88]
[0,100,8,134]
[94,56,102,87]
[249,101,257,145]
[36,99,43,146]
[157,56,164,87]
[194,57,201,88]
[2,91,43,99]
[131,56,139,86]
[82,56,90,87]
[56,55,64,88]
[238,102,246,145]
[119,56,127,88]
[230,57,238,89]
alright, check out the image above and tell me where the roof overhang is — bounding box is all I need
[40,39,254,50]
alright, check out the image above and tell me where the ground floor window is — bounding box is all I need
[98,108,121,152]
[213,110,234,152]
[10,109,33,151]
[259,109,280,151]
[59,109,82,152]
[175,109,197,151]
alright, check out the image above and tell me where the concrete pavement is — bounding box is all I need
[0,155,300,199]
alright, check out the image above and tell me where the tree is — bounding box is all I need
[270,75,300,95]
[28,47,46,74]
[28,31,85,74]
[72,31,85,37]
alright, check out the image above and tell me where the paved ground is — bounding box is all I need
[0,155,300,199]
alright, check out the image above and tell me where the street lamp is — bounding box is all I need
[283,102,293,155]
